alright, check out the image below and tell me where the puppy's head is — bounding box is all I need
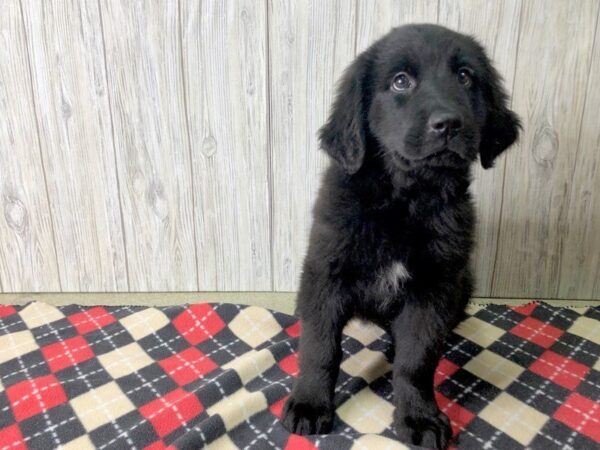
[319,24,520,174]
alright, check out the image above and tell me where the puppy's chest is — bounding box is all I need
[354,200,472,279]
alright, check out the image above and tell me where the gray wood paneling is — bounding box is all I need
[182,0,271,290]
[0,0,599,298]
[0,1,60,292]
[356,0,438,53]
[100,0,197,291]
[438,0,522,296]
[269,0,357,290]
[22,0,127,291]
[558,9,600,299]
[492,0,600,298]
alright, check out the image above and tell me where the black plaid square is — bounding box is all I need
[18,403,86,448]
[505,370,571,416]
[488,331,546,367]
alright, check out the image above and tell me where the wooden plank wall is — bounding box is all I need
[1,0,599,299]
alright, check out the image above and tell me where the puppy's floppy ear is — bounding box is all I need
[319,52,372,174]
[479,67,521,169]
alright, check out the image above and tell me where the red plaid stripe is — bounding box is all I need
[0,424,26,450]
[279,352,299,377]
[159,347,218,385]
[554,392,600,442]
[140,388,204,437]
[510,317,564,348]
[41,335,94,372]
[529,350,590,390]
[6,374,67,421]
[68,307,116,334]
[173,304,225,345]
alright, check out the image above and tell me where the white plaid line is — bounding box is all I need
[3,329,61,448]
[535,303,584,327]
[1,303,284,382]
[0,305,131,337]
[337,387,396,450]
[563,399,599,450]
[492,339,600,390]
[554,318,599,450]
[241,416,282,450]
[440,345,566,448]
[237,413,280,449]
[436,305,519,449]
[0,315,134,381]
[81,307,199,450]
[1,305,233,386]
[97,303,275,448]
[122,305,210,445]
[479,308,563,448]
[444,373,565,448]
[1,324,275,419]
[482,304,598,359]
[441,338,600,426]
[2,315,133,449]
[1,417,83,450]
[436,365,498,449]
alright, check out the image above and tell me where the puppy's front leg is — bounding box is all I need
[391,301,453,450]
[282,289,348,435]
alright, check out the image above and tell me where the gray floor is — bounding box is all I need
[1,292,599,315]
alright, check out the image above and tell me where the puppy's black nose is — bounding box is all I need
[428,112,462,137]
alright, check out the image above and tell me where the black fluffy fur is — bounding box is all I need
[281,24,520,449]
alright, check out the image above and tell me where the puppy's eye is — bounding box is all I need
[391,72,416,92]
[458,67,474,87]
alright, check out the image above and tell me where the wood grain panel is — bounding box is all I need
[558,10,600,299]
[0,1,60,292]
[355,0,438,53]
[100,0,198,291]
[22,0,127,291]
[270,0,357,290]
[438,0,522,296]
[492,0,599,298]
[181,0,271,290]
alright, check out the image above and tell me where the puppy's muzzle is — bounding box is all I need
[428,111,463,139]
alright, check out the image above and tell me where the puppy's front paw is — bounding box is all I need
[394,409,452,449]
[282,395,334,435]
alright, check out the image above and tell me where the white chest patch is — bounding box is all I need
[376,261,411,294]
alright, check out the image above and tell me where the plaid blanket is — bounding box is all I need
[0,301,598,450]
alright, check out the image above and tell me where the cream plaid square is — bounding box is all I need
[455,316,505,348]
[228,306,282,348]
[568,316,600,345]
[479,392,549,445]
[341,348,391,383]
[337,387,394,433]
[70,381,135,432]
[120,308,170,341]
[344,319,386,346]
[19,302,65,329]
[205,435,239,450]
[465,303,485,315]
[97,342,154,379]
[222,349,276,385]
[0,330,39,364]
[57,434,94,449]
[351,434,409,450]
[207,388,267,429]
[463,349,524,389]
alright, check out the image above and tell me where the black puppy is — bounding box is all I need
[281,24,520,449]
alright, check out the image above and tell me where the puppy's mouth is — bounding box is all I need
[395,144,470,170]
[416,148,449,160]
